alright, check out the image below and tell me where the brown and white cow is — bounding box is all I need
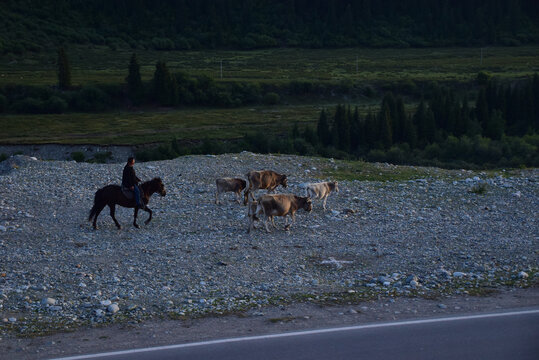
[215,178,247,204]
[248,194,312,233]
[243,170,288,205]
[305,181,339,210]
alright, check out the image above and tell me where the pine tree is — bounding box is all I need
[455,97,470,137]
[350,106,362,152]
[57,47,71,90]
[403,114,417,148]
[292,122,300,138]
[317,109,331,146]
[485,109,504,140]
[394,97,406,143]
[379,100,393,149]
[414,100,427,147]
[126,53,143,105]
[364,111,377,150]
[380,107,393,149]
[475,88,489,135]
[153,61,177,106]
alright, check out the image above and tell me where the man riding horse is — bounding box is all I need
[122,156,145,209]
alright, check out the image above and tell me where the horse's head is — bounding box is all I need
[152,177,167,196]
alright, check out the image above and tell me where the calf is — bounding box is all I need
[250,194,312,233]
[215,177,247,204]
[243,170,288,205]
[306,181,339,210]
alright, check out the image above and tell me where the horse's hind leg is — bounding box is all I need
[92,204,106,230]
[108,205,121,229]
[144,207,153,225]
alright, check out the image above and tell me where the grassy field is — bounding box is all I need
[1,102,421,145]
[1,46,538,86]
[0,105,327,145]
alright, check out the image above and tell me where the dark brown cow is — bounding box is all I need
[215,177,247,204]
[243,170,288,205]
[248,194,312,233]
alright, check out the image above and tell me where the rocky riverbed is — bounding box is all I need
[0,153,537,337]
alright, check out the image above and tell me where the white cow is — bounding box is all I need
[305,181,339,210]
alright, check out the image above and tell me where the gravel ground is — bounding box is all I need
[0,153,537,338]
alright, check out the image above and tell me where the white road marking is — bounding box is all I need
[51,308,539,360]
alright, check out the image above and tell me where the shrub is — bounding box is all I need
[263,92,280,105]
[90,151,112,163]
[71,151,85,162]
[476,71,492,86]
[468,183,487,195]
[366,149,387,162]
[71,86,108,111]
[0,153,7,162]
[12,97,44,113]
[0,94,6,112]
[44,96,68,113]
[152,37,175,50]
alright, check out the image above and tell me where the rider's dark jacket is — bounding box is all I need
[122,164,141,188]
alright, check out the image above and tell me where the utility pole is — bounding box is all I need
[480,48,483,66]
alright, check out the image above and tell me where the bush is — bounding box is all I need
[366,149,387,162]
[71,86,108,111]
[476,71,492,86]
[12,97,44,113]
[262,92,280,105]
[90,151,112,163]
[0,153,7,162]
[44,96,68,113]
[0,94,6,112]
[71,151,85,162]
[152,37,175,50]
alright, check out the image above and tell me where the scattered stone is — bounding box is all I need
[107,304,119,314]
[41,298,56,306]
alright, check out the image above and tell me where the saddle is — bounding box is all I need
[121,185,134,200]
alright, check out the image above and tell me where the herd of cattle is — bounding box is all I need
[215,170,339,233]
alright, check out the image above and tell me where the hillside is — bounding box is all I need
[2,0,539,54]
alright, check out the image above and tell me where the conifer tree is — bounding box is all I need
[403,114,417,148]
[379,101,393,149]
[126,53,143,105]
[475,88,489,134]
[394,97,406,143]
[350,106,362,152]
[380,107,393,149]
[57,47,71,90]
[153,61,177,106]
[485,110,505,140]
[317,109,331,146]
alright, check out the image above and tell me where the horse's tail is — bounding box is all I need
[88,188,104,221]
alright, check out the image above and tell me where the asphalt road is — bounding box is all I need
[53,309,539,360]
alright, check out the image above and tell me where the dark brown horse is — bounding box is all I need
[89,177,166,229]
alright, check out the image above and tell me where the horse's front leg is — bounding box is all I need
[144,206,153,225]
[109,205,121,229]
[133,208,140,228]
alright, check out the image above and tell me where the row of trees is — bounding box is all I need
[315,76,538,157]
[3,0,539,53]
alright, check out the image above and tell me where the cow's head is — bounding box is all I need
[298,196,312,212]
[331,181,339,193]
[280,174,288,188]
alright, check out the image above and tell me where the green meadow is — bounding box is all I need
[1,45,538,86]
[1,46,538,146]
